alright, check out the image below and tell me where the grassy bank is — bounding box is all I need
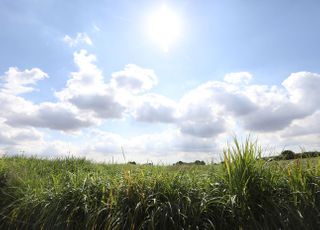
[1,139,320,229]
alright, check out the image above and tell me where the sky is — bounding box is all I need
[0,0,320,163]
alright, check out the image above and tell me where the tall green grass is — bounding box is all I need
[0,139,320,229]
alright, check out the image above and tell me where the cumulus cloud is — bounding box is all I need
[0,90,97,132]
[56,50,126,119]
[6,102,96,131]
[282,71,320,106]
[0,65,98,131]
[1,48,320,162]
[180,72,320,133]
[0,92,35,118]
[56,50,105,100]
[198,81,257,116]
[69,93,125,119]
[282,111,320,137]
[239,72,320,132]
[111,64,158,93]
[1,67,48,95]
[241,103,307,132]
[179,120,225,138]
[63,33,93,47]
[0,120,43,147]
[0,50,164,134]
[133,94,176,123]
[57,50,163,121]
[176,84,227,138]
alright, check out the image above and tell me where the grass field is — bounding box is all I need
[1,139,320,229]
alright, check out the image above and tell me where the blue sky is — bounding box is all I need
[0,0,320,163]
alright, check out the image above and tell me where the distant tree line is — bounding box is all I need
[173,160,206,166]
[271,150,320,160]
[127,161,153,165]
[127,150,320,166]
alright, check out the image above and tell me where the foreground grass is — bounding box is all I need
[0,139,320,229]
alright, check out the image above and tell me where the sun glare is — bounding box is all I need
[147,5,182,52]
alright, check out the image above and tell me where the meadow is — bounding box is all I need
[0,139,320,229]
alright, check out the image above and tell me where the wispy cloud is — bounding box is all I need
[224,72,252,84]
[63,33,93,47]
[93,24,101,32]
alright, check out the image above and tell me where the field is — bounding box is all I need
[1,139,320,229]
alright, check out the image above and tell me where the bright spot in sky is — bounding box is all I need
[147,5,182,52]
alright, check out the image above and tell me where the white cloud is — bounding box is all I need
[282,71,320,106]
[184,72,320,133]
[171,131,219,153]
[56,50,126,119]
[0,89,97,132]
[224,72,252,84]
[63,33,93,47]
[84,130,125,154]
[282,111,320,137]
[239,72,320,132]
[1,67,48,95]
[133,93,177,123]
[0,92,36,117]
[0,121,43,146]
[1,50,320,163]
[69,92,125,119]
[80,129,221,163]
[0,62,98,132]
[176,84,227,137]
[56,50,105,100]
[5,102,96,131]
[111,64,158,93]
[179,119,225,138]
[57,51,162,121]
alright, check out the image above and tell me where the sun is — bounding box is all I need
[147,5,182,52]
